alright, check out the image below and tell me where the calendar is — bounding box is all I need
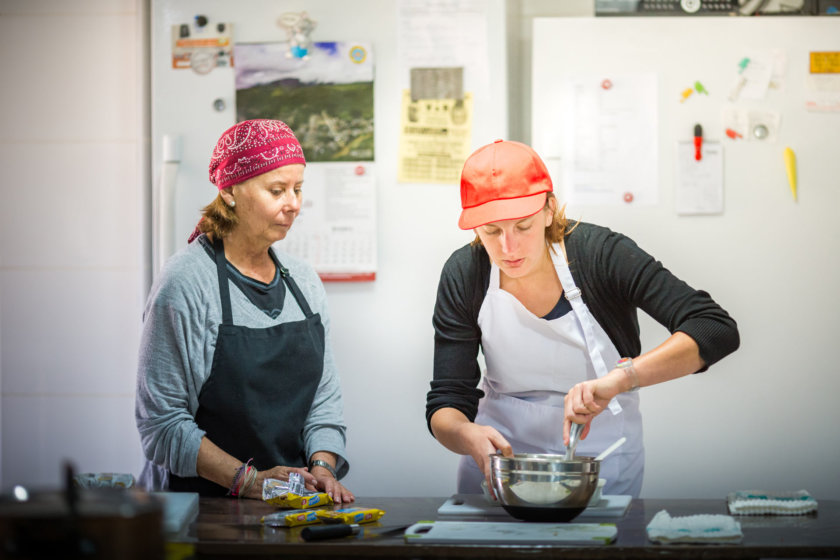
[277,162,377,282]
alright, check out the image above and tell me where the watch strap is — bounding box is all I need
[309,459,337,478]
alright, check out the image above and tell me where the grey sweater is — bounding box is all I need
[427,221,740,429]
[135,235,348,490]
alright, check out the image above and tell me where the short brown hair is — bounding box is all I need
[198,190,238,240]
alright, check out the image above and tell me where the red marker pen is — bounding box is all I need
[694,124,703,161]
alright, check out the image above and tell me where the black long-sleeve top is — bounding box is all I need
[426,221,740,432]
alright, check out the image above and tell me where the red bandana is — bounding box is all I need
[208,119,306,190]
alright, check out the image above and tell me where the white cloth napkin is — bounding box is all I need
[727,490,818,515]
[646,509,743,544]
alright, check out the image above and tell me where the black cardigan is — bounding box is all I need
[426,221,740,431]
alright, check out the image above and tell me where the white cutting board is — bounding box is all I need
[405,521,617,545]
[437,494,631,519]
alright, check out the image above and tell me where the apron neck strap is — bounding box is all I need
[213,236,316,321]
[489,260,500,289]
[549,243,623,415]
[278,264,315,318]
[213,236,234,325]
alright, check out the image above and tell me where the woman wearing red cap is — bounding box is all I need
[426,139,739,497]
[136,120,354,502]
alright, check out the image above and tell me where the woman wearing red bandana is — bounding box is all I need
[426,140,739,499]
[136,120,354,502]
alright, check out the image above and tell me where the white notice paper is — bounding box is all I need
[397,0,490,95]
[561,74,659,206]
[675,141,723,216]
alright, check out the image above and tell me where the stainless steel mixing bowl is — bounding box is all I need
[489,453,599,522]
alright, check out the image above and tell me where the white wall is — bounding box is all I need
[0,0,148,490]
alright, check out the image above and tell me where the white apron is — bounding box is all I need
[456,244,644,497]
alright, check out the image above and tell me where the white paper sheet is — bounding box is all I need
[675,141,723,216]
[397,0,490,94]
[561,74,659,206]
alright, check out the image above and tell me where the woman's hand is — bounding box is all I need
[430,408,514,499]
[309,465,355,504]
[243,466,316,500]
[452,421,513,500]
[563,374,623,445]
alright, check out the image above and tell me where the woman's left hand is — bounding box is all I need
[309,466,355,504]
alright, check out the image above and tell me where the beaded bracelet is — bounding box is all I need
[227,458,253,497]
[238,466,258,498]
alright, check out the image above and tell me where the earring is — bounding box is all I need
[228,200,236,207]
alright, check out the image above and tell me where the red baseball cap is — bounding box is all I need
[458,140,553,230]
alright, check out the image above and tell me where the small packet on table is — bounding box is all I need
[262,473,333,509]
[315,507,385,524]
[262,508,321,527]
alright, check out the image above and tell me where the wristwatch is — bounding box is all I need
[309,459,337,478]
[616,357,640,392]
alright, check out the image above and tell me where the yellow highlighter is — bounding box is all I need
[783,147,797,202]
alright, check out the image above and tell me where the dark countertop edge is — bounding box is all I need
[194,541,840,559]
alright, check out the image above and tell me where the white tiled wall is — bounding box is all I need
[0,0,148,489]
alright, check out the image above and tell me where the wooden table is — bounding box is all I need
[169,496,840,559]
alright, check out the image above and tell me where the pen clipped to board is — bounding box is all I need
[693,124,703,161]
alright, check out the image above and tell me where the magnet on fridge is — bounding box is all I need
[601,79,612,90]
[752,124,769,140]
[725,128,743,140]
[694,81,709,95]
[279,12,317,60]
[623,192,634,203]
[194,15,208,28]
[680,88,694,103]
[179,24,190,38]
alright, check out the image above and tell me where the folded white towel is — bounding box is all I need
[727,490,818,516]
[646,509,743,544]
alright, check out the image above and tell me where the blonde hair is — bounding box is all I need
[198,190,238,240]
[471,192,575,248]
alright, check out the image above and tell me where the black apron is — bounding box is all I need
[169,238,325,496]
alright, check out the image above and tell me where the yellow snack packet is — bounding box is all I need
[315,507,385,524]
[261,508,321,527]
[264,491,333,509]
[262,477,334,509]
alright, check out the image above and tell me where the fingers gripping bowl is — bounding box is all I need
[489,453,599,522]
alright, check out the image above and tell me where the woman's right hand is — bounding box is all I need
[453,421,513,500]
[244,466,317,500]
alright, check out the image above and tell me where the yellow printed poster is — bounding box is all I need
[397,90,472,184]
